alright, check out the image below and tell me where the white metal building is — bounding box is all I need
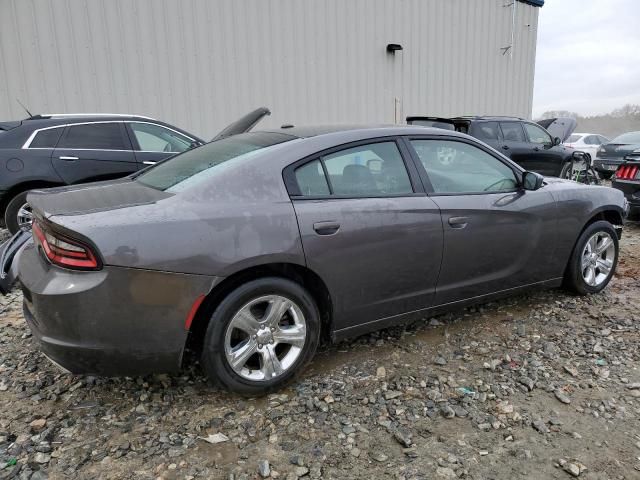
[0,0,543,138]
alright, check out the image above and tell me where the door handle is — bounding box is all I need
[502,145,510,150]
[313,221,340,235]
[448,216,469,229]
[143,161,157,165]
[59,156,78,161]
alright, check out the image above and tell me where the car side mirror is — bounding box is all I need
[553,137,561,146]
[522,171,544,191]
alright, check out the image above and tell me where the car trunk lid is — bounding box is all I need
[27,178,172,220]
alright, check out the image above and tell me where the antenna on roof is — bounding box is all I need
[16,99,33,118]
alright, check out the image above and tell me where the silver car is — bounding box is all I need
[6,124,628,394]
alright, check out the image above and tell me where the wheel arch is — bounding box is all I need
[0,180,65,223]
[183,262,333,363]
[562,208,623,281]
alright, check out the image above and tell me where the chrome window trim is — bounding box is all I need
[22,120,195,151]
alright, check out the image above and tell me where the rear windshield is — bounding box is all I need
[136,132,294,191]
[612,132,640,144]
[566,134,583,143]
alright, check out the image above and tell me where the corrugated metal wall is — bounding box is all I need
[0,0,539,138]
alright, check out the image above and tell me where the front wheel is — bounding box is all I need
[201,277,321,395]
[564,221,619,295]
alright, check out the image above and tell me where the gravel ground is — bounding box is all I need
[0,220,639,480]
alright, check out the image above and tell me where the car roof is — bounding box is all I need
[21,114,157,128]
[259,124,463,139]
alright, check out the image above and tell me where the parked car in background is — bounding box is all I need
[0,114,205,233]
[406,116,582,179]
[564,133,609,161]
[1,124,627,394]
[612,158,640,218]
[595,131,640,179]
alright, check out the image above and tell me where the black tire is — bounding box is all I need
[201,277,321,395]
[559,162,573,180]
[4,191,30,234]
[564,220,619,295]
[599,171,614,180]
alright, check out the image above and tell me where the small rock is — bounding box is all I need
[369,451,388,462]
[293,466,309,477]
[34,452,51,464]
[29,419,47,433]
[434,356,447,366]
[627,383,640,390]
[199,433,229,444]
[376,367,386,378]
[258,459,271,478]
[436,466,457,478]
[441,405,455,419]
[532,419,550,434]
[554,390,571,404]
[563,461,587,477]
[393,430,413,448]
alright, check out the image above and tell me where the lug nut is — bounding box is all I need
[269,340,274,344]
[270,327,275,331]
[258,344,263,348]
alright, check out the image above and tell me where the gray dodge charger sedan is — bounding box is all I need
[10,125,628,394]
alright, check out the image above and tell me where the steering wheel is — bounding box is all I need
[484,178,514,192]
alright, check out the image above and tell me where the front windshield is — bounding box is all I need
[136,132,294,191]
[612,132,640,144]
[566,134,582,143]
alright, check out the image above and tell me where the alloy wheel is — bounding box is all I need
[17,202,33,231]
[224,295,307,381]
[581,231,615,287]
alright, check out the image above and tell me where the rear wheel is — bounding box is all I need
[5,191,32,234]
[564,220,619,294]
[201,277,321,395]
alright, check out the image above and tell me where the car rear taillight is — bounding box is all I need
[615,164,640,180]
[32,221,100,270]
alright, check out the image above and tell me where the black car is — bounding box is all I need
[612,157,640,218]
[406,116,580,178]
[0,114,204,233]
[594,131,640,179]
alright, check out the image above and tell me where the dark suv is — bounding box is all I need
[0,114,204,233]
[407,116,579,178]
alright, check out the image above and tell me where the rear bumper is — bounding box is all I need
[18,241,217,375]
[594,158,624,173]
[612,178,640,209]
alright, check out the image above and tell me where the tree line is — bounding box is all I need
[538,105,640,139]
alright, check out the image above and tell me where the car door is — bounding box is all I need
[52,122,136,184]
[406,137,557,305]
[521,122,560,176]
[468,121,502,151]
[126,121,196,168]
[498,122,534,169]
[287,138,443,335]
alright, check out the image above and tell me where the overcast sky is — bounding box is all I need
[532,0,640,118]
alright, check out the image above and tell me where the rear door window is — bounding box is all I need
[321,142,413,196]
[57,123,129,150]
[292,141,414,197]
[294,160,330,196]
[499,122,526,142]
[29,127,64,148]
[474,122,500,141]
